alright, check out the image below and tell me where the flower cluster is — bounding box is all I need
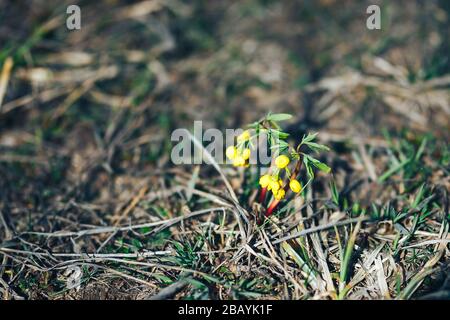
[226,130,252,167]
[259,155,302,201]
[224,113,330,220]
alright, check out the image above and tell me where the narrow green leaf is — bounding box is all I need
[330,179,339,205]
[308,156,331,173]
[412,183,426,209]
[301,132,318,144]
[270,129,290,139]
[302,156,314,189]
[378,158,411,183]
[414,137,427,162]
[266,113,293,122]
[304,141,330,152]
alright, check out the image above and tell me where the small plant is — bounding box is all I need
[226,113,331,222]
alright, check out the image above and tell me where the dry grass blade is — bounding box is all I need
[310,232,335,294]
[0,247,172,259]
[24,207,228,238]
[375,256,390,299]
[269,216,370,245]
[187,131,249,242]
[397,221,449,300]
[0,57,13,110]
[258,230,308,296]
[187,131,238,203]
[338,218,363,299]
[347,243,385,289]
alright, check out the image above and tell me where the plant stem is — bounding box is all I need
[256,125,261,180]
[259,187,267,203]
[265,199,280,217]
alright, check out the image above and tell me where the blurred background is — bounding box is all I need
[0,0,449,299]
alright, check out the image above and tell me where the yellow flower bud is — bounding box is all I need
[242,148,251,160]
[233,156,245,167]
[274,188,285,200]
[289,179,302,193]
[267,176,277,190]
[237,130,251,143]
[270,180,280,192]
[259,175,271,188]
[275,155,290,169]
[226,146,237,160]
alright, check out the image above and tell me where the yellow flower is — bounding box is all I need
[226,146,237,160]
[233,156,246,167]
[242,148,251,160]
[289,179,302,193]
[259,175,271,188]
[269,180,280,192]
[275,155,290,169]
[237,130,251,143]
[274,188,286,200]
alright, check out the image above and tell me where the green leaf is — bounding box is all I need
[266,113,293,122]
[153,273,173,284]
[201,274,222,284]
[303,156,314,180]
[411,183,426,209]
[270,140,289,151]
[377,157,411,183]
[304,141,330,152]
[248,121,260,128]
[414,137,427,162]
[140,226,151,234]
[131,238,143,249]
[330,179,339,205]
[307,156,331,173]
[301,132,318,144]
[270,129,290,139]
[186,278,207,289]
